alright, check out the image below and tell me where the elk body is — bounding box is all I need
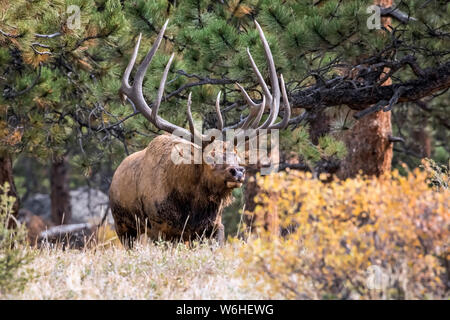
[109,20,291,247]
[110,135,244,246]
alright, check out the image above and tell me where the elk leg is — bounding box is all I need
[119,226,137,249]
[215,223,225,246]
[114,220,137,249]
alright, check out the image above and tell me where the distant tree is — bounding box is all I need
[50,155,71,224]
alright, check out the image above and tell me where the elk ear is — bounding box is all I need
[204,148,216,167]
[202,136,216,150]
[234,139,251,166]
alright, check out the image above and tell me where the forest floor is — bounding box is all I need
[5,240,269,300]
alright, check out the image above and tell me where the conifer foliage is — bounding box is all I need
[0,0,448,189]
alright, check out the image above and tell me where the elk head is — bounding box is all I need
[119,20,291,189]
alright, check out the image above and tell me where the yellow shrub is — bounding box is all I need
[237,169,449,299]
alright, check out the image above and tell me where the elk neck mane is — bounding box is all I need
[147,135,234,208]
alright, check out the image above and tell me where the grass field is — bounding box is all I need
[2,167,448,300]
[4,240,270,300]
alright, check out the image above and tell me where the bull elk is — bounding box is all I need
[109,20,291,247]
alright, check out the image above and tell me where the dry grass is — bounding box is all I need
[3,239,270,300]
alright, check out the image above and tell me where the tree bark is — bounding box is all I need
[336,109,393,178]
[0,151,20,220]
[50,156,71,225]
[336,0,393,178]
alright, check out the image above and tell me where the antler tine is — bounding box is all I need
[240,95,266,130]
[120,20,197,144]
[186,92,205,143]
[250,95,266,129]
[119,32,153,120]
[235,21,283,132]
[215,91,224,131]
[233,21,291,144]
[150,52,175,125]
[134,19,169,91]
[186,92,195,135]
[240,111,256,130]
[245,48,272,103]
[121,33,142,94]
[236,83,259,107]
[235,83,268,130]
[254,20,281,129]
[268,74,291,129]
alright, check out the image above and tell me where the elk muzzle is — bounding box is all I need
[226,166,245,188]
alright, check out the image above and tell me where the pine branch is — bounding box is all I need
[0,29,62,39]
[71,30,115,51]
[162,70,237,102]
[3,65,42,99]
[290,61,450,112]
[34,32,62,39]
[380,6,417,24]
[0,29,20,38]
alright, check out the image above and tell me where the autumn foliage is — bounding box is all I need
[238,167,449,299]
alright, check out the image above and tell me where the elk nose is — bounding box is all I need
[229,167,245,180]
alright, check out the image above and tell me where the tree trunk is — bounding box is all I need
[243,151,300,236]
[411,127,431,158]
[50,156,71,225]
[0,151,20,220]
[336,111,392,178]
[336,0,393,178]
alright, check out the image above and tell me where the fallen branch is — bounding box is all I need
[39,223,93,240]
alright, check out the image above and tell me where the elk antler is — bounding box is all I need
[120,20,204,145]
[121,20,291,147]
[229,20,291,137]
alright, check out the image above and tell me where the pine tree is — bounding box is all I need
[117,0,448,176]
[151,0,447,231]
[0,0,132,217]
[1,1,448,227]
